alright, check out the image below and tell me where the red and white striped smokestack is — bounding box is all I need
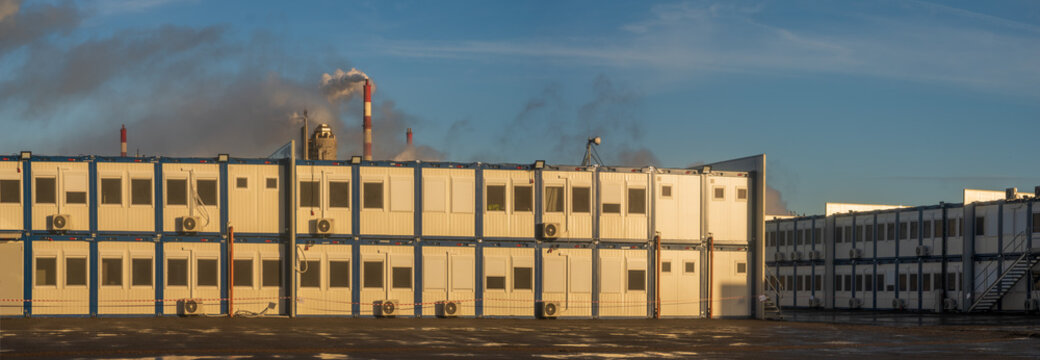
[120,125,127,157]
[363,79,373,161]
[406,128,413,146]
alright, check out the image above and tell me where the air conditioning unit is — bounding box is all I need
[789,251,802,261]
[536,301,560,319]
[848,248,862,259]
[315,218,335,234]
[943,298,958,311]
[177,299,205,316]
[374,299,399,317]
[808,250,822,260]
[1025,299,1040,313]
[915,245,931,257]
[180,216,201,232]
[436,300,459,318]
[892,298,907,310]
[808,297,823,308]
[848,298,863,309]
[538,223,560,240]
[773,252,785,262]
[51,214,71,231]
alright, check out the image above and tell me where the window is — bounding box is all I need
[628,188,646,214]
[815,228,822,244]
[910,221,918,239]
[329,261,349,288]
[713,186,724,200]
[923,272,931,291]
[233,259,253,287]
[923,220,932,238]
[167,259,188,286]
[947,273,957,291]
[514,185,532,212]
[486,276,506,290]
[236,177,248,189]
[661,261,671,273]
[864,274,872,291]
[933,273,942,291]
[661,185,672,198]
[899,274,907,292]
[102,258,122,286]
[865,225,873,242]
[844,275,851,291]
[736,262,747,274]
[602,203,621,214]
[899,222,908,240]
[35,177,55,204]
[301,261,320,288]
[196,179,217,206]
[363,182,384,209]
[572,187,590,213]
[299,181,319,207]
[363,261,383,288]
[887,223,895,241]
[835,276,842,291]
[101,178,122,205]
[262,260,281,287]
[513,267,532,290]
[132,259,152,286]
[197,259,218,286]
[856,275,863,292]
[0,179,20,203]
[329,181,349,208]
[797,230,804,245]
[66,191,86,204]
[131,179,151,205]
[35,257,57,286]
[628,269,646,291]
[910,274,918,291]
[975,216,985,236]
[1034,213,1040,233]
[392,267,412,289]
[815,275,822,291]
[736,187,748,200]
[796,277,803,291]
[167,179,187,205]
[875,274,884,292]
[266,178,278,189]
[934,220,944,238]
[685,261,696,273]
[544,186,564,213]
[66,258,86,286]
[948,218,958,237]
[486,185,505,211]
[844,227,851,243]
[855,225,862,243]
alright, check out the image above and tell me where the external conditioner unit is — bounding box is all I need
[808,250,822,260]
[315,218,335,235]
[848,248,862,259]
[374,299,399,317]
[538,223,560,240]
[177,299,205,316]
[943,298,958,311]
[915,245,931,257]
[436,300,459,318]
[51,214,71,231]
[773,252,785,262]
[848,298,863,309]
[536,301,560,319]
[180,216,201,233]
[1025,299,1040,313]
[892,298,907,310]
[789,251,802,261]
[808,297,823,308]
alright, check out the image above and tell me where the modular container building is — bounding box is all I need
[0,152,768,319]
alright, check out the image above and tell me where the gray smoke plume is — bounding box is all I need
[320,68,374,103]
[766,185,796,216]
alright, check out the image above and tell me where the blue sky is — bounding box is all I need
[1,0,1038,215]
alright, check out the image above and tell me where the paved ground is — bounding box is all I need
[1,314,1038,359]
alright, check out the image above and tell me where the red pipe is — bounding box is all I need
[655,234,661,319]
[120,125,127,157]
[406,127,413,146]
[707,235,713,318]
[363,79,373,160]
[228,226,234,318]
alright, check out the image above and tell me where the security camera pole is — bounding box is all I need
[581,136,603,166]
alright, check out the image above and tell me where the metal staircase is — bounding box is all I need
[968,232,1039,312]
[762,268,785,320]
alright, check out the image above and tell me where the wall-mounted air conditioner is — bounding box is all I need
[374,299,399,317]
[537,223,560,240]
[808,250,822,260]
[848,298,863,309]
[315,218,335,234]
[536,301,560,319]
[774,252,785,262]
[848,248,862,259]
[892,298,907,310]
[915,245,931,257]
[177,299,205,316]
[789,251,802,261]
[179,216,201,232]
[436,300,459,318]
[51,214,71,231]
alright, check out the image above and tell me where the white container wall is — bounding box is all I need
[96,162,155,233]
[834,216,852,260]
[895,211,918,258]
[97,241,155,315]
[896,262,920,310]
[834,265,852,309]
[658,248,700,317]
[854,265,875,309]
[0,241,23,316]
[875,263,896,309]
[483,169,535,238]
[705,174,748,244]
[541,247,593,318]
[777,266,794,307]
[947,208,965,256]
[231,242,284,315]
[0,162,24,231]
[598,248,648,317]
[710,249,749,317]
[162,242,221,315]
[295,244,350,315]
[921,209,942,258]
[542,170,594,240]
[1002,203,1030,252]
[31,241,89,315]
[598,171,649,241]
[421,168,475,238]
[359,245,414,316]
[975,204,1000,254]
[360,166,414,236]
[795,267,813,307]
[809,264,825,307]
[32,162,90,232]
[296,165,352,236]
[421,245,476,317]
[856,214,877,259]
[162,163,221,233]
[654,172,701,242]
[228,164,284,234]
[482,246,535,316]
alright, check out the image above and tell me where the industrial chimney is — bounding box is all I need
[309,124,337,160]
[407,128,413,147]
[120,125,127,157]
[363,79,373,161]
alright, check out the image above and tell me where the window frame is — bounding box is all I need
[100,178,123,206]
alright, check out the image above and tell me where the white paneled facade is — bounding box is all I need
[360,166,414,236]
[658,249,700,317]
[296,165,351,236]
[422,168,475,238]
[31,241,90,315]
[654,172,701,242]
[162,242,222,315]
[231,242,284,315]
[483,169,535,238]
[229,164,284,234]
[97,241,155,314]
[706,174,749,244]
[597,248,647,317]
[541,247,593,318]
[162,163,221,233]
[32,161,90,232]
[97,162,155,233]
[0,161,24,231]
[359,245,414,316]
[711,249,749,317]
[422,245,476,317]
[482,246,535,316]
[598,171,649,241]
[295,244,350,315]
[541,170,594,240]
